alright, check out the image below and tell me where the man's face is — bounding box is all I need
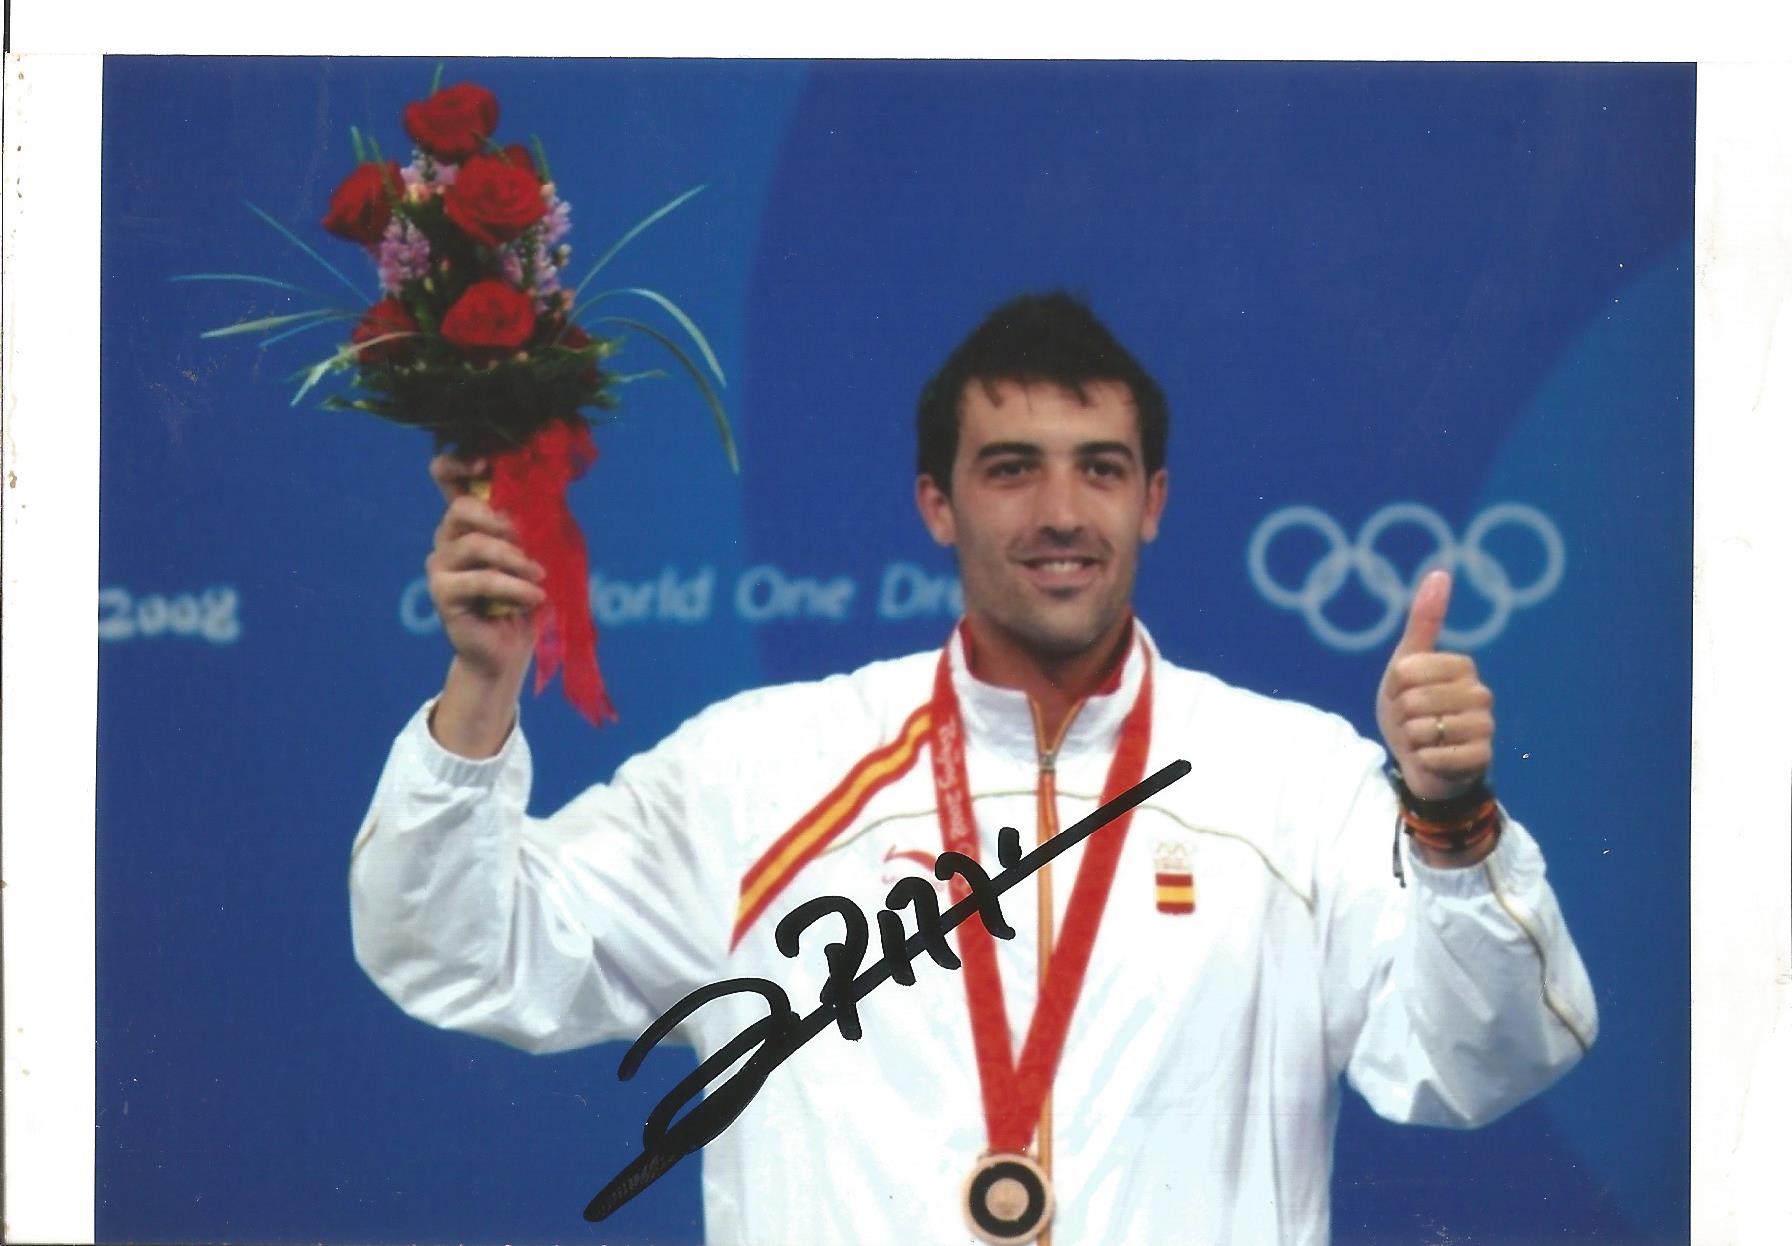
[916,378,1168,662]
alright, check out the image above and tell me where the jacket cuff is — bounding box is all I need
[404,695,522,787]
[1400,809,1530,897]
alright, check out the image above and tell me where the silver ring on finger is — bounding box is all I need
[1434,715,1447,746]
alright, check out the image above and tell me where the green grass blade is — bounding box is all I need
[531,135,554,184]
[260,316,349,349]
[609,368,670,384]
[578,287,725,386]
[287,332,414,405]
[570,184,707,301]
[320,396,393,415]
[599,315,739,474]
[201,308,347,339]
[290,350,348,406]
[431,62,444,93]
[244,200,370,303]
[170,272,324,298]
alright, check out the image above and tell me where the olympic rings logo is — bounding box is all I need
[1246,502,1565,651]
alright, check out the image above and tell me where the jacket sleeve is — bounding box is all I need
[348,698,736,1054]
[1306,719,1598,1127]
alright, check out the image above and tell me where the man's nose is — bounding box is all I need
[1033,464,1083,536]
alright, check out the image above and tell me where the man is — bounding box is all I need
[350,292,1596,1245]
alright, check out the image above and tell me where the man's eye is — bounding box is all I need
[988,460,1030,479]
[1085,459,1124,478]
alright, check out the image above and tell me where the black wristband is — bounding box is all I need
[1387,766,1494,822]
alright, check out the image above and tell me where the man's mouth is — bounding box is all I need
[1018,555,1102,589]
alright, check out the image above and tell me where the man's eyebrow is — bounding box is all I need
[1076,441,1138,461]
[973,441,1043,461]
[972,441,1138,461]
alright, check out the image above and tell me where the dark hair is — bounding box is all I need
[915,291,1169,494]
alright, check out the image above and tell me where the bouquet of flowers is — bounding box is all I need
[181,71,737,726]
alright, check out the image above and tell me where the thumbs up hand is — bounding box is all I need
[1375,569,1495,802]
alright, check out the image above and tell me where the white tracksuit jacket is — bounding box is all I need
[349,620,1597,1245]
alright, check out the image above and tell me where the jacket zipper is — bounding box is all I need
[1028,697,1084,1246]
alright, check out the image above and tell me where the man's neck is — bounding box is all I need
[961,611,1134,747]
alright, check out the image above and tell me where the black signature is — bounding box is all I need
[584,758,1191,1222]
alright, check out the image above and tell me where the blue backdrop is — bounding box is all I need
[98,58,1692,1244]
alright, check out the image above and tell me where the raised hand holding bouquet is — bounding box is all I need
[183,73,737,725]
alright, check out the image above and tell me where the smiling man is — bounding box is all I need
[916,374,1165,741]
[350,291,1596,1245]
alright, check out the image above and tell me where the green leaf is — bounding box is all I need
[599,315,739,474]
[244,201,370,302]
[578,287,726,386]
[608,368,670,385]
[531,135,554,184]
[430,61,444,93]
[350,125,367,164]
[571,184,707,301]
[201,308,347,339]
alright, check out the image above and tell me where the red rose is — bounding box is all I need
[350,298,418,366]
[500,144,535,173]
[403,83,499,163]
[442,154,547,247]
[441,280,536,359]
[322,161,401,245]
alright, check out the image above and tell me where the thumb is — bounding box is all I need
[1393,569,1452,658]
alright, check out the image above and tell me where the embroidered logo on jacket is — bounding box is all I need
[882,845,948,895]
[1154,840,1196,915]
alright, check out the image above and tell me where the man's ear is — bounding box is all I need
[915,474,956,547]
[1139,468,1169,544]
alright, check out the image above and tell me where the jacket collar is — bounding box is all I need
[945,616,1155,769]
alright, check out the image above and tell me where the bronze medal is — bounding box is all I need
[962,1151,1054,1246]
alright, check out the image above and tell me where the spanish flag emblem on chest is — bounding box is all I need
[1154,840,1196,915]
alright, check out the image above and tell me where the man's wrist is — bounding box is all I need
[431,656,524,759]
[1387,767,1503,873]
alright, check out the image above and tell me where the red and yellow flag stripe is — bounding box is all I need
[731,703,932,948]
[1155,870,1195,914]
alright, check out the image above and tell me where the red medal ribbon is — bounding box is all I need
[488,420,616,725]
[930,640,1154,1153]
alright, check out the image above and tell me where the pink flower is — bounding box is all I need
[375,217,432,294]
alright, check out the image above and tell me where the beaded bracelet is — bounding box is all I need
[1402,797,1501,853]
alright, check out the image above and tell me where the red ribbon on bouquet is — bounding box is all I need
[487,420,616,725]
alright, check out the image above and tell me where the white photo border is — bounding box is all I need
[3,8,1787,1244]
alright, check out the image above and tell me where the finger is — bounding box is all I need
[1393,681,1494,720]
[435,568,548,612]
[1391,569,1452,659]
[430,452,492,503]
[431,533,546,582]
[1402,710,1495,755]
[1383,651,1476,695]
[436,494,519,545]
